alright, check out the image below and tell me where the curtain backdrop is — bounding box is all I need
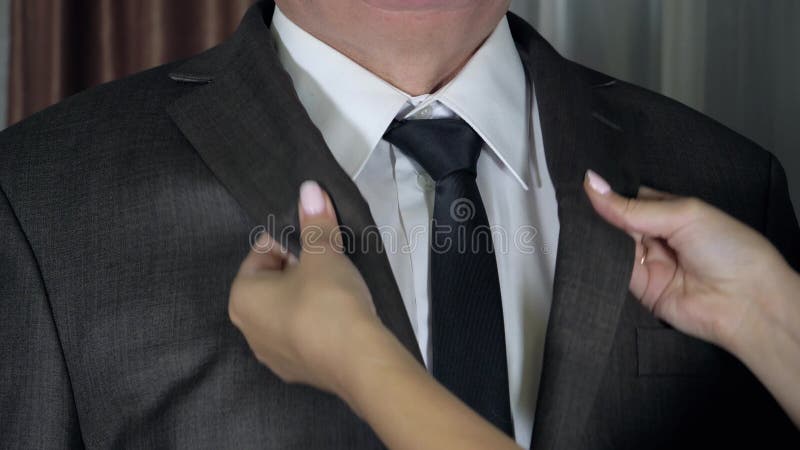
[0,0,10,128]
[7,0,252,125]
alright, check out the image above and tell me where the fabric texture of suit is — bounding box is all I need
[1,1,798,448]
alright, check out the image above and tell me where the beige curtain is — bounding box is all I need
[8,0,252,125]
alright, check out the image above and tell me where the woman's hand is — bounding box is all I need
[584,170,795,352]
[585,170,800,427]
[228,180,381,399]
[228,181,522,450]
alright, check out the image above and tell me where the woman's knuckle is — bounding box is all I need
[682,197,704,218]
[622,197,639,217]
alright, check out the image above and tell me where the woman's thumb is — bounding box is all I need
[298,181,344,256]
[583,170,698,239]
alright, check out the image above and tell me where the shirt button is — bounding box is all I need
[416,172,435,191]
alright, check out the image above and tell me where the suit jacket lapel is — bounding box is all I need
[509,13,640,450]
[165,1,422,363]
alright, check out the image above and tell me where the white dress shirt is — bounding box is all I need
[271,7,560,447]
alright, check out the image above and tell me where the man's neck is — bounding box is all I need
[275,2,505,96]
[330,39,484,96]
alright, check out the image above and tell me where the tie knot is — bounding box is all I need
[383,118,484,182]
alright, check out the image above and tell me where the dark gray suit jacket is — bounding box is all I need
[1,1,798,448]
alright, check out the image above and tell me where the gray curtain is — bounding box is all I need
[510,0,800,217]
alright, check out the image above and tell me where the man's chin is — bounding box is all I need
[361,0,478,12]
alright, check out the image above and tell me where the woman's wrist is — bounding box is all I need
[725,263,800,426]
[728,261,800,364]
[336,320,425,418]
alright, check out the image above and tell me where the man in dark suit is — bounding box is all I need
[1,1,798,448]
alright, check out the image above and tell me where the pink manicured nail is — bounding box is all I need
[300,181,326,216]
[586,170,611,195]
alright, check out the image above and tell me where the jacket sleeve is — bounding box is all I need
[0,186,84,449]
[764,154,800,272]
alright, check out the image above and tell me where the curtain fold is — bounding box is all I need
[7,0,252,125]
[0,0,10,128]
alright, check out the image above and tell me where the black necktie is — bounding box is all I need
[383,118,514,436]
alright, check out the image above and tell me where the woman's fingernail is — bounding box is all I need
[300,181,326,216]
[586,170,611,195]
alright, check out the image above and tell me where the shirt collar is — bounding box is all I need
[271,6,530,189]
